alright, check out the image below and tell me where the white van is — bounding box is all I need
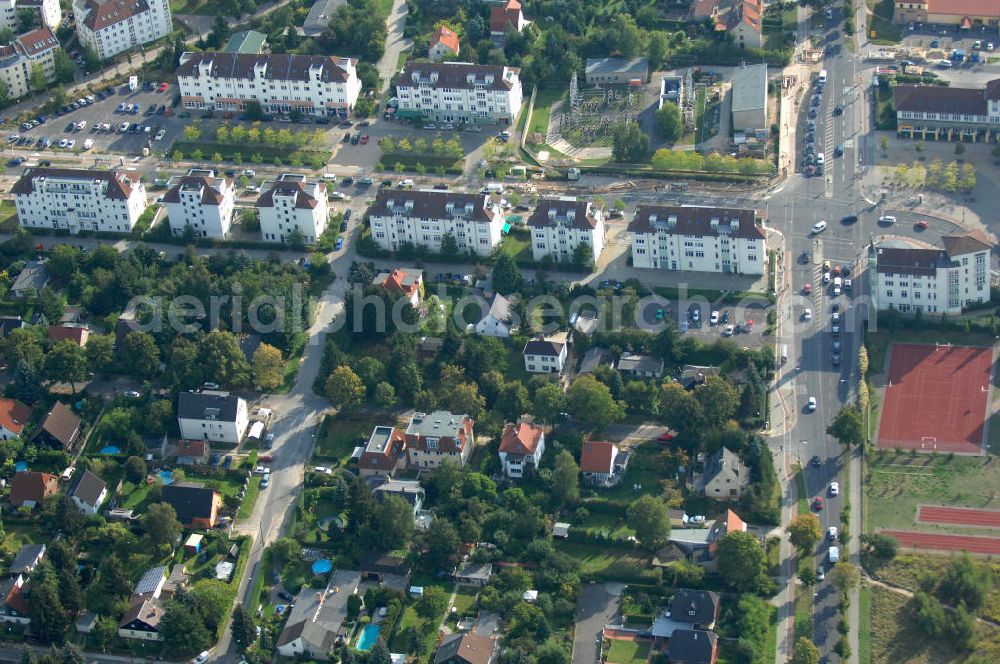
[82,138,94,150]
[780,345,788,365]
[322,173,337,181]
[833,277,843,296]
[818,69,828,84]
[816,152,826,166]
[829,546,840,564]
[482,182,504,194]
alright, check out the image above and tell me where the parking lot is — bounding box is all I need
[637,298,769,346]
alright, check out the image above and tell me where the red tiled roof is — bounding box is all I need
[47,325,88,346]
[579,441,616,474]
[9,471,59,506]
[430,26,460,54]
[0,398,31,436]
[177,440,208,457]
[14,27,58,58]
[81,0,151,32]
[5,580,29,615]
[490,0,523,34]
[927,0,1000,18]
[499,423,543,455]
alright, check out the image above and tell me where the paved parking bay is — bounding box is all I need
[572,583,622,664]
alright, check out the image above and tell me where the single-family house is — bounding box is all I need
[176,439,210,466]
[134,565,168,600]
[177,391,249,444]
[373,268,423,307]
[277,620,339,659]
[118,597,164,641]
[9,471,59,508]
[359,426,408,478]
[68,470,108,515]
[161,483,222,528]
[616,353,664,379]
[405,410,475,469]
[276,570,362,659]
[475,293,517,337]
[10,260,48,298]
[579,441,629,486]
[523,338,567,374]
[8,543,45,576]
[0,398,32,441]
[679,365,721,390]
[0,316,25,338]
[435,632,497,664]
[0,575,30,624]
[498,422,545,479]
[697,447,749,502]
[428,25,460,61]
[359,552,411,585]
[454,562,493,586]
[47,324,90,347]
[668,629,718,664]
[32,401,82,450]
[417,336,444,361]
[373,478,425,516]
[670,590,720,630]
[490,0,526,37]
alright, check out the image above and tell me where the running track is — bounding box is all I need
[881,530,1000,555]
[918,505,1000,528]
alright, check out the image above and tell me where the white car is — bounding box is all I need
[811,220,828,234]
[710,311,720,325]
[155,129,166,141]
[816,152,825,165]
[807,396,817,411]
[192,651,211,664]
[75,120,86,131]
[878,215,897,224]
[803,308,812,321]
[57,138,68,148]
[722,324,735,336]
[688,515,707,525]
[817,566,826,581]
[828,526,838,541]
[829,481,840,496]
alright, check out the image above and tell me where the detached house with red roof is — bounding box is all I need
[405,410,475,469]
[429,26,460,62]
[498,422,545,479]
[256,173,329,244]
[0,574,31,625]
[9,471,59,508]
[490,0,527,37]
[72,0,172,60]
[48,324,90,347]
[12,167,148,235]
[0,398,31,441]
[726,0,762,49]
[358,425,407,478]
[579,440,630,486]
[373,268,423,307]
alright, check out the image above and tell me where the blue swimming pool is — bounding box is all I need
[159,470,174,485]
[100,445,121,455]
[357,624,381,651]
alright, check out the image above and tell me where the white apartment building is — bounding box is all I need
[0,0,61,32]
[73,0,171,61]
[177,52,361,117]
[873,233,992,315]
[367,189,504,257]
[176,391,249,444]
[12,167,147,235]
[395,62,522,125]
[163,168,236,239]
[528,197,605,263]
[256,173,328,244]
[0,27,59,100]
[523,338,567,374]
[628,205,766,275]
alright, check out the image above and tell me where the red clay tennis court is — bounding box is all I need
[881,530,1000,555]
[917,505,1000,528]
[877,343,993,454]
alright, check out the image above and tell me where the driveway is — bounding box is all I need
[572,583,622,664]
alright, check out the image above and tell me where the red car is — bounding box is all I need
[259,454,273,462]
[803,283,813,295]
[657,431,675,442]
[813,496,825,511]
[165,107,173,117]
[359,134,370,144]
[158,82,168,93]
[915,220,929,230]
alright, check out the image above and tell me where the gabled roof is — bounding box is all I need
[176,439,209,458]
[134,565,167,596]
[893,84,988,116]
[178,52,355,84]
[527,198,600,230]
[481,293,514,326]
[11,260,48,293]
[160,483,219,524]
[523,338,564,357]
[702,447,746,485]
[47,325,88,345]
[874,246,946,277]
[629,205,763,239]
[585,57,649,78]
[79,0,151,31]
[9,471,58,506]
[580,441,617,474]
[669,589,720,625]
[69,470,107,508]
[369,189,496,224]
[925,0,1000,18]
[277,619,338,651]
[399,62,519,92]
[430,26,460,54]
[374,269,421,296]
[177,392,243,422]
[667,629,717,664]
[435,632,495,664]
[8,543,45,575]
[707,508,747,544]
[162,174,230,206]
[11,167,138,200]
[14,26,58,58]
[0,398,31,435]
[617,353,664,374]
[119,597,163,630]
[255,174,325,209]
[941,231,993,257]
[499,422,544,455]
[35,401,82,449]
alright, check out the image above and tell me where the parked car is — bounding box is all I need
[811,220,828,234]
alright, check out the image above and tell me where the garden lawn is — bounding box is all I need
[451,587,478,617]
[237,476,262,521]
[606,640,649,664]
[859,585,872,664]
[1,524,47,555]
[527,88,565,137]
[315,417,373,463]
[389,605,438,656]
[0,200,17,232]
[867,0,901,44]
[554,541,653,581]
[577,512,635,540]
[119,480,156,511]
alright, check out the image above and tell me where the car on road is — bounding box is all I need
[828,526,838,541]
[722,324,734,336]
[808,109,817,119]
[832,351,841,365]
[123,390,141,398]
[192,652,211,664]
[688,515,706,525]
[811,455,823,467]
[816,152,825,165]
[915,220,929,230]
[803,282,812,294]
[841,214,858,224]
[799,251,810,264]
[811,220,828,234]
[813,496,825,510]
[807,396,817,411]
[335,237,344,250]
[834,144,844,157]
[158,82,168,92]
[829,481,840,496]
[802,308,812,321]
[833,105,843,116]
[6,157,23,166]
[878,215,896,224]
[350,132,360,144]
[360,134,369,144]
[817,566,826,581]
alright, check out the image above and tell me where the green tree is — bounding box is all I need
[862,533,898,561]
[913,591,947,638]
[85,334,115,374]
[655,102,684,143]
[421,518,461,571]
[787,514,822,554]
[827,405,865,447]
[533,383,567,424]
[159,598,212,655]
[373,381,397,408]
[252,342,284,390]
[571,241,594,270]
[199,330,251,385]
[269,537,303,569]
[361,495,414,552]
[551,449,579,507]
[121,332,160,378]
[626,494,671,550]
[142,502,182,549]
[44,340,88,393]
[57,566,83,614]
[830,561,860,593]
[29,62,45,91]
[27,577,66,644]
[940,551,991,610]
[492,251,523,295]
[416,586,449,620]
[325,365,366,410]
[694,375,740,427]
[124,456,147,484]
[611,122,649,163]
[792,637,820,664]
[36,285,64,323]
[950,602,978,651]
[231,604,256,652]
[4,328,44,369]
[440,232,461,260]
[565,374,625,432]
[716,531,766,589]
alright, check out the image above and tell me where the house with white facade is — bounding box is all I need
[0,26,60,100]
[428,26,459,61]
[176,391,249,444]
[256,173,329,244]
[367,189,504,256]
[68,470,108,515]
[72,0,171,60]
[118,597,163,641]
[523,337,567,374]
[177,52,361,118]
[0,397,31,441]
[528,197,605,264]
[474,293,516,337]
[894,78,1000,143]
[628,205,765,275]
[12,167,147,235]
[0,0,62,32]
[726,0,762,49]
[163,168,236,239]
[404,410,475,469]
[395,62,522,126]
[872,232,992,315]
[498,422,545,479]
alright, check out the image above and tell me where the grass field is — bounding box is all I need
[169,0,215,14]
[578,513,635,540]
[1,524,46,555]
[0,200,17,232]
[554,541,652,580]
[868,586,1000,663]
[527,88,565,138]
[867,0,902,44]
[606,640,649,664]
[314,416,372,463]
[237,476,261,521]
[859,585,872,664]
[872,554,1000,624]
[119,480,156,511]
[866,452,1000,535]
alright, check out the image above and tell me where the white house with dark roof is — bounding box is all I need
[118,597,163,640]
[616,353,664,379]
[12,167,147,235]
[696,446,749,501]
[8,543,45,576]
[368,189,504,256]
[0,27,60,100]
[68,469,108,515]
[528,197,605,263]
[395,62,522,125]
[498,422,545,479]
[73,0,171,60]
[523,337,567,374]
[474,293,517,337]
[628,205,765,275]
[177,52,361,117]
[872,232,992,315]
[177,391,249,444]
[256,173,329,244]
[894,78,1000,142]
[163,168,236,239]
